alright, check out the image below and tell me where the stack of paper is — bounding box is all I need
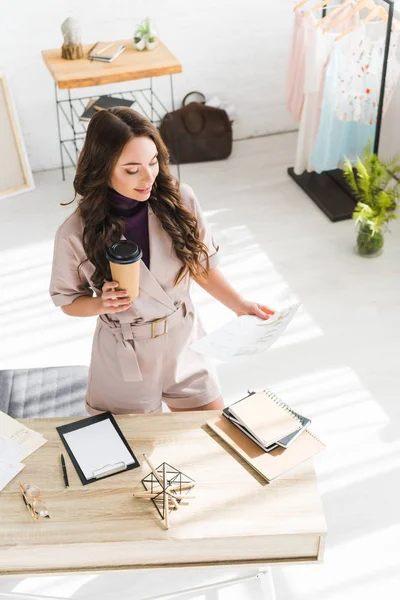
[0,412,47,491]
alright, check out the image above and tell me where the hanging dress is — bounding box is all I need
[286,10,310,122]
[293,7,360,175]
[293,13,334,174]
[311,23,400,173]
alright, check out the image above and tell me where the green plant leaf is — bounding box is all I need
[347,142,400,237]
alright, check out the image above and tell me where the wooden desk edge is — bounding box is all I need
[1,551,326,577]
[0,531,326,576]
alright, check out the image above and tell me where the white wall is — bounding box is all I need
[0,0,297,173]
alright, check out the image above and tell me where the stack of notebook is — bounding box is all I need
[88,41,126,63]
[206,390,325,482]
[80,96,135,122]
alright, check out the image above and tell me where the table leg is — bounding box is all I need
[67,89,79,164]
[150,77,154,122]
[169,74,181,182]
[54,83,65,181]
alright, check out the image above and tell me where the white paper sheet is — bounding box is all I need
[191,303,301,361]
[0,460,24,492]
[0,435,24,463]
[0,412,46,461]
[63,419,137,480]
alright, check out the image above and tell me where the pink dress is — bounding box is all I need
[286,11,309,122]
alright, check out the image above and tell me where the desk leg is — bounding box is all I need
[54,83,65,181]
[144,566,276,600]
[0,568,276,600]
[258,567,277,600]
[169,74,181,182]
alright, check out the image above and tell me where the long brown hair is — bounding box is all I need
[72,107,210,289]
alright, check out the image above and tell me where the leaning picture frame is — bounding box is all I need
[0,73,34,200]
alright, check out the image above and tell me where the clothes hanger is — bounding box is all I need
[317,0,354,28]
[361,4,400,30]
[309,0,330,11]
[311,0,342,13]
[361,4,388,23]
[365,5,400,32]
[335,5,400,40]
[293,0,311,12]
[294,0,343,15]
[323,0,376,31]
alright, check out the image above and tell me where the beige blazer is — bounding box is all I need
[50,183,219,316]
[49,183,221,413]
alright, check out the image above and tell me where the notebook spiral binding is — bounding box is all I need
[303,428,325,446]
[266,389,325,444]
[249,388,325,446]
[263,389,302,423]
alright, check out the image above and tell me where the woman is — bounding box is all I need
[50,107,274,415]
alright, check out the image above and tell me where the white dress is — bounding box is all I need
[294,13,334,175]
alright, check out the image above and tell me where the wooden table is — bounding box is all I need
[41,40,182,179]
[0,411,326,575]
[42,40,182,90]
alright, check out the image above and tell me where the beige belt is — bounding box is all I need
[99,303,188,382]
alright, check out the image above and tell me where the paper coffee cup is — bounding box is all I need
[106,241,143,300]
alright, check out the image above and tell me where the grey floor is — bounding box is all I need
[0,132,399,599]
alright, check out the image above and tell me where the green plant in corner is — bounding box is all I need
[343,142,400,257]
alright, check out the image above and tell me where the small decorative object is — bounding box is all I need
[133,17,159,51]
[343,143,400,257]
[61,17,84,60]
[133,454,196,529]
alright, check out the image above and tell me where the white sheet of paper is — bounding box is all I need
[191,303,301,361]
[63,419,137,480]
[0,412,46,461]
[0,436,24,463]
[0,460,24,492]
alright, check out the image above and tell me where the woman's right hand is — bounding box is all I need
[100,281,132,313]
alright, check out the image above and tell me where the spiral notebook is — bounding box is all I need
[207,391,325,482]
[88,41,126,62]
[223,390,306,451]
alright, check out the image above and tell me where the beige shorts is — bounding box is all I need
[86,305,221,415]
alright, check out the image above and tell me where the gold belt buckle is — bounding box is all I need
[151,317,168,339]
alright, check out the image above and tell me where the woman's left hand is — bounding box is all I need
[235,300,275,320]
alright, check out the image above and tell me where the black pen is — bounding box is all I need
[61,453,69,488]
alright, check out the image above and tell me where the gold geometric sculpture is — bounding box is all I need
[133,454,196,529]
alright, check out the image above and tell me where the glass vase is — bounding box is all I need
[355,222,384,257]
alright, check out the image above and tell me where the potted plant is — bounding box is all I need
[343,143,400,257]
[133,18,159,51]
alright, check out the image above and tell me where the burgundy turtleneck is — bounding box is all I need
[108,186,150,270]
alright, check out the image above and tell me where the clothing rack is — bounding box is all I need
[288,0,395,221]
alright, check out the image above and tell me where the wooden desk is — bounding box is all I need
[41,40,182,180]
[0,411,326,575]
[42,40,182,89]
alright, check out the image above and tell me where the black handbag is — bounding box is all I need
[159,91,232,164]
